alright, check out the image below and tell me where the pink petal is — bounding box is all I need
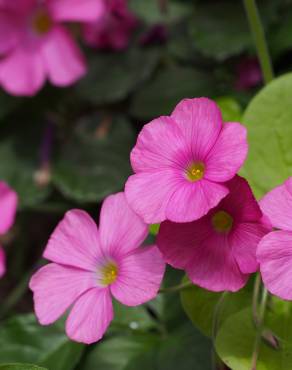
[99,192,148,257]
[171,98,222,159]
[41,26,86,87]
[125,170,180,224]
[111,245,165,306]
[204,122,248,182]
[0,247,6,278]
[186,233,249,292]
[260,177,292,231]
[49,0,105,22]
[166,179,229,222]
[0,12,22,54]
[219,176,262,223]
[157,218,212,269]
[66,288,113,344]
[130,116,188,173]
[0,44,45,96]
[29,263,97,325]
[231,222,269,274]
[44,209,102,271]
[0,181,18,234]
[257,231,292,299]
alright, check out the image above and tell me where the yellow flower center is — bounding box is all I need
[186,162,205,182]
[101,261,118,286]
[211,210,233,233]
[33,10,53,34]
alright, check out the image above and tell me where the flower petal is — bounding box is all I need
[111,245,165,306]
[130,116,188,173]
[41,26,86,87]
[186,233,248,292]
[157,218,212,269]
[125,170,180,224]
[44,209,102,271]
[99,192,148,257]
[29,263,96,325]
[260,177,292,230]
[0,44,45,96]
[166,179,229,222]
[257,231,292,299]
[49,0,105,22]
[231,222,269,274]
[204,122,248,182]
[0,246,6,278]
[171,97,222,159]
[66,288,113,344]
[0,181,18,234]
[0,12,22,54]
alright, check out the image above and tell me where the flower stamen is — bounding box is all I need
[212,210,233,233]
[186,162,205,182]
[101,261,118,286]
[32,10,52,34]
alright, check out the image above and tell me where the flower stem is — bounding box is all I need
[243,0,274,85]
[159,280,193,294]
[250,286,269,370]
[252,273,261,326]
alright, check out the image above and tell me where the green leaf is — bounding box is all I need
[215,97,242,122]
[241,72,292,198]
[0,314,84,370]
[52,115,134,202]
[181,278,251,337]
[215,306,292,370]
[0,365,47,370]
[149,223,160,235]
[130,66,214,119]
[76,48,159,105]
[0,118,50,207]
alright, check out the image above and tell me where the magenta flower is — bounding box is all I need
[257,177,292,299]
[29,192,165,344]
[125,98,248,224]
[83,0,138,51]
[157,176,270,292]
[0,181,18,278]
[235,57,262,91]
[0,0,104,96]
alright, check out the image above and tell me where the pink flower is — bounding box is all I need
[125,97,248,224]
[0,181,18,278]
[29,192,165,344]
[83,0,138,50]
[257,177,292,299]
[157,176,270,292]
[0,0,104,96]
[235,57,262,91]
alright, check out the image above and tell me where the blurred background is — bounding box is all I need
[0,0,291,369]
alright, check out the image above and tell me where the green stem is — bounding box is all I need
[252,274,261,327]
[159,280,193,294]
[243,0,274,84]
[250,286,269,370]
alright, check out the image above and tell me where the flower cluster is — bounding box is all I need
[28,96,288,344]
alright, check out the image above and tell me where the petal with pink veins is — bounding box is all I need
[41,26,86,87]
[0,12,22,54]
[49,0,106,22]
[204,122,248,182]
[171,98,222,159]
[0,181,18,235]
[260,177,292,231]
[111,245,165,306]
[166,179,228,222]
[99,192,148,257]
[66,287,113,344]
[44,209,102,271]
[257,231,292,300]
[29,263,97,325]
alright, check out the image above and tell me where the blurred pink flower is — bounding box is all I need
[83,0,138,50]
[125,97,248,224]
[30,192,165,344]
[257,177,292,299]
[0,181,18,278]
[157,176,271,292]
[0,0,104,96]
[235,57,262,91]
